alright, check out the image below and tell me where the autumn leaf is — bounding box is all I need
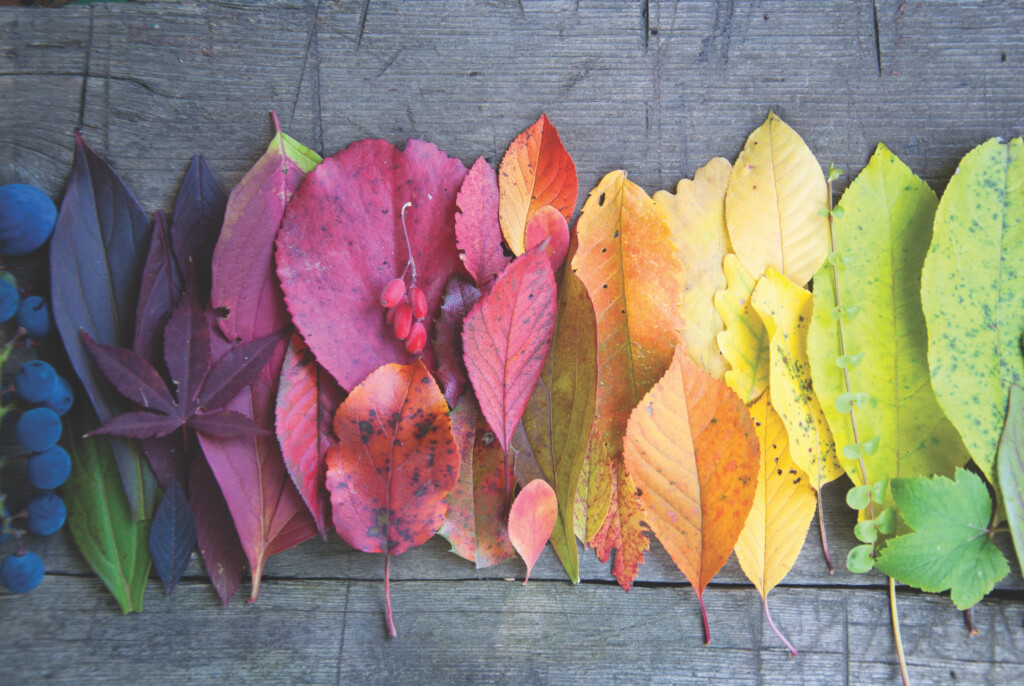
[714,255,769,405]
[462,249,557,457]
[326,360,460,637]
[524,204,570,272]
[508,480,558,583]
[148,479,196,597]
[653,156,732,378]
[438,394,516,568]
[188,454,246,607]
[998,385,1024,574]
[591,458,649,591]
[455,156,509,289]
[733,394,816,655]
[623,346,760,643]
[134,211,184,371]
[277,138,468,391]
[571,170,684,588]
[726,112,829,287]
[499,114,578,255]
[276,334,346,539]
[170,154,228,302]
[431,276,482,407]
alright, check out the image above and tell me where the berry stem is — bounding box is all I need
[399,202,417,284]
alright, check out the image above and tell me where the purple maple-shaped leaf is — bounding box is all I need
[89,410,185,439]
[162,276,210,417]
[82,331,178,416]
[196,331,286,410]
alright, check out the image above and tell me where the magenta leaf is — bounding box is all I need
[90,411,185,439]
[189,410,270,438]
[189,454,246,606]
[162,277,210,418]
[456,157,510,288]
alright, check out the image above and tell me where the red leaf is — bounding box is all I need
[462,250,557,455]
[276,334,345,539]
[590,457,649,591]
[524,205,570,272]
[455,157,510,288]
[325,360,460,636]
[276,138,468,391]
[508,479,558,583]
[189,454,246,606]
[431,276,481,407]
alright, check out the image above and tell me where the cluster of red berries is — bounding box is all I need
[381,277,427,354]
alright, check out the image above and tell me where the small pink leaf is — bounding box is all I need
[508,479,558,583]
[524,205,570,272]
[455,157,510,288]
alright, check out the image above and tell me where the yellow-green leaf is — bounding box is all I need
[715,254,769,404]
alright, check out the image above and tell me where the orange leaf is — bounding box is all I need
[498,115,577,255]
[571,170,684,587]
[590,457,649,591]
[508,479,558,583]
[623,346,760,643]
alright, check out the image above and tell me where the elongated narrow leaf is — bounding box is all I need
[998,385,1024,574]
[456,157,509,288]
[571,170,684,586]
[149,479,197,596]
[189,454,245,606]
[715,255,769,405]
[134,211,183,366]
[751,270,843,490]
[170,154,227,301]
[653,156,733,378]
[276,334,345,538]
[277,138,467,391]
[62,406,151,613]
[162,278,210,419]
[514,255,596,583]
[922,137,1024,483]
[508,479,558,583]
[463,249,557,455]
[623,347,760,642]
[438,394,516,567]
[808,144,968,495]
[51,132,156,519]
[726,112,829,286]
[499,114,578,255]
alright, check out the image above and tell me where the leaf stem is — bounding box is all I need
[964,607,979,636]
[385,549,397,638]
[889,576,912,686]
[697,591,711,645]
[816,488,834,574]
[763,597,798,656]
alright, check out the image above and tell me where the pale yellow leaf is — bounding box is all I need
[714,254,769,405]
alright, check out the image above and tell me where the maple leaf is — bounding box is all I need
[84,281,284,441]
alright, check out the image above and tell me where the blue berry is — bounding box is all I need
[15,407,61,453]
[26,446,72,490]
[0,278,18,323]
[15,359,58,404]
[0,184,57,256]
[42,375,74,416]
[16,295,51,338]
[26,492,66,536]
[1,550,44,593]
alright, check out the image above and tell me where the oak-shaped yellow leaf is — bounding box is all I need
[714,254,769,405]
[726,112,829,287]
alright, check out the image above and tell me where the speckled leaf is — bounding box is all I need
[455,156,509,288]
[922,137,1024,483]
[508,479,558,583]
[654,156,733,377]
[715,255,769,405]
[997,385,1024,574]
[431,276,481,407]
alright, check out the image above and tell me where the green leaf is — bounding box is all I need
[62,406,152,613]
[847,544,874,573]
[809,144,969,492]
[875,506,896,535]
[875,468,1009,610]
[921,137,1024,483]
[869,477,887,504]
[846,484,871,510]
[997,385,1024,574]
[854,519,878,543]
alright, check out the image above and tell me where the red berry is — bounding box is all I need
[405,321,427,354]
[392,304,413,340]
[409,286,427,320]
[380,278,406,308]
[385,303,399,326]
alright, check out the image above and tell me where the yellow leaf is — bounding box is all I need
[654,157,732,378]
[751,269,843,490]
[726,112,829,287]
[714,254,769,405]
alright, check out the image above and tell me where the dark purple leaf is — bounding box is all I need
[82,332,178,415]
[189,454,245,606]
[163,279,210,417]
[197,329,287,410]
[433,275,482,406]
[134,211,184,367]
[51,132,156,519]
[89,411,185,439]
[189,410,271,439]
[171,155,227,302]
[140,435,187,491]
[148,479,196,596]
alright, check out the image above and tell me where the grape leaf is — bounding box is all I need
[623,346,760,643]
[875,468,1009,610]
[51,131,156,520]
[148,478,197,596]
[571,170,684,588]
[921,137,1024,483]
[726,112,829,287]
[653,156,733,378]
[508,479,558,583]
[325,360,460,637]
[277,138,467,391]
[462,248,557,456]
[438,394,516,568]
[498,114,578,256]
[455,156,509,289]
[997,385,1024,574]
[714,254,769,405]
[431,276,481,407]
[276,333,346,539]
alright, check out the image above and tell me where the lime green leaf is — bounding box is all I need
[809,144,969,499]
[921,137,1024,483]
[846,485,871,510]
[997,384,1024,574]
[714,254,769,405]
[875,468,1009,610]
[847,544,874,573]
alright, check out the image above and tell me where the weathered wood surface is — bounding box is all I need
[1,1,1023,684]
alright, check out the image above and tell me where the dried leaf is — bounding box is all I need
[508,479,558,583]
[455,156,509,288]
[714,254,769,405]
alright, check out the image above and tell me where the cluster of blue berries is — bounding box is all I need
[0,182,64,595]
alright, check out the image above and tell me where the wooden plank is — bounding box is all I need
[1,576,1021,684]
